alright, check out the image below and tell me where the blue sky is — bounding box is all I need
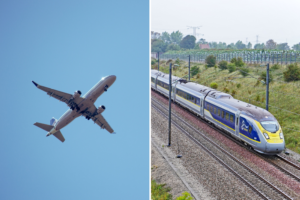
[0,1,149,200]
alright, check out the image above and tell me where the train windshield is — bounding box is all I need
[260,121,279,133]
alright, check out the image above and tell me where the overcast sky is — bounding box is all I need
[151,0,300,46]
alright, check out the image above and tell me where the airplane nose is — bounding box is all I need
[108,75,116,82]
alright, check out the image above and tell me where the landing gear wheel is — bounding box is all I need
[104,85,108,92]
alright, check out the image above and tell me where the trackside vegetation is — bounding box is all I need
[151,57,300,154]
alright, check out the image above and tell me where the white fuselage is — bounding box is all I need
[49,75,116,134]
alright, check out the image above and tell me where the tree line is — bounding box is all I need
[151,30,300,53]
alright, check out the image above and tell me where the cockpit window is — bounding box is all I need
[260,121,279,133]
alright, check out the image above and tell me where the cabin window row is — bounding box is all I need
[176,89,200,106]
[157,80,169,90]
[207,103,234,123]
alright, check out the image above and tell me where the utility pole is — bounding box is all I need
[266,63,269,111]
[187,26,203,39]
[168,63,172,147]
[188,55,190,81]
[157,52,159,71]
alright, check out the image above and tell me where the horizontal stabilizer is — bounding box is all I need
[53,131,65,142]
[34,122,53,132]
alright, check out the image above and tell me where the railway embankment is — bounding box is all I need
[152,91,300,199]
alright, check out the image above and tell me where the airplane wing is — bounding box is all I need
[32,81,84,109]
[82,105,114,133]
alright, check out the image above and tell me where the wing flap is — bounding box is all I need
[93,114,114,133]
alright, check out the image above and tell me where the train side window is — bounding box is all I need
[230,115,233,122]
[221,110,224,118]
[218,109,220,116]
[225,113,229,120]
[248,126,252,133]
[214,107,217,114]
[196,98,200,105]
[207,104,209,110]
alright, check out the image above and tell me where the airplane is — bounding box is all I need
[32,75,116,142]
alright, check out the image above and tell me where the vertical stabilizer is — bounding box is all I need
[50,118,57,126]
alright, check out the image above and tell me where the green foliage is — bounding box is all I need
[166,43,180,51]
[175,58,180,65]
[151,180,172,200]
[170,31,183,45]
[151,60,156,65]
[231,89,236,96]
[237,83,241,88]
[230,58,237,64]
[210,82,218,89]
[271,64,280,71]
[283,63,300,82]
[260,71,273,82]
[180,35,196,49]
[218,60,228,70]
[239,67,250,77]
[256,94,260,102]
[160,32,171,44]
[176,191,194,200]
[191,66,200,76]
[224,87,229,93]
[151,39,167,52]
[228,63,236,73]
[205,55,216,67]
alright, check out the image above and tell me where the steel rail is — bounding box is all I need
[152,97,293,200]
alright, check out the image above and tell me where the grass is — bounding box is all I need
[151,179,172,200]
[152,60,300,153]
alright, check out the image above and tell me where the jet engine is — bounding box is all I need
[73,90,82,98]
[97,105,106,114]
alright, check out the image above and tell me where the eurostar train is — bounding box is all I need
[151,69,285,155]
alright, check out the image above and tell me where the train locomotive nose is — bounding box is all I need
[265,142,285,154]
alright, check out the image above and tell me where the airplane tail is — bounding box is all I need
[50,117,57,126]
[34,122,65,143]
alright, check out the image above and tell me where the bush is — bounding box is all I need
[237,83,241,88]
[205,55,216,67]
[175,58,180,65]
[239,67,250,77]
[256,94,260,102]
[218,60,228,70]
[230,57,244,67]
[271,64,280,71]
[283,63,300,82]
[151,180,172,200]
[228,63,236,73]
[260,71,273,82]
[210,82,218,89]
[151,60,156,65]
[224,87,229,93]
[176,192,194,200]
[191,66,200,76]
[231,90,236,96]
[230,58,237,64]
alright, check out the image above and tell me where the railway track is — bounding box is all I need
[152,96,293,200]
[152,90,300,183]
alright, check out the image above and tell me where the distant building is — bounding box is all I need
[151,31,161,39]
[199,44,210,49]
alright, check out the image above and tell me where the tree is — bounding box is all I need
[209,42,218,49]
[151,39,167,52]
[170,31,183,45]
[179,35,196,49]
[266,39,277,49]
[166,43,180,51]
[205,55,216,67]
[198,38,207,44]
[239,67,250,77]
[218,60,228,70]
[247,42,252,49]
[254,43,265,49]
[235,40,246,49]
[292,43,300,51]
[276,43,290,50]
[217,42,226,49]
[191,66,200,76]
[160,32,171,44]
[283,63,300,82]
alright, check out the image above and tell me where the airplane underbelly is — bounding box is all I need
[56,111,80,130]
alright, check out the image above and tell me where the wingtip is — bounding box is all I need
[32,81,38,87]
[111,132,116,134]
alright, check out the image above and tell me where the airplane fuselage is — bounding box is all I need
[49,75,116,134]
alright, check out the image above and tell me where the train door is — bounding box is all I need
[173,82,178,101]
[235,110,241,138]
[200,98,204,117]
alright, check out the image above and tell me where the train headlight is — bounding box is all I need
[263,132,270,139]
[280,132,283,139]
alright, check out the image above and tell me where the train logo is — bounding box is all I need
[241,119,249,132]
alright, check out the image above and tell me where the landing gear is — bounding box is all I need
[86,116,91,120]
[104,85,108,92]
